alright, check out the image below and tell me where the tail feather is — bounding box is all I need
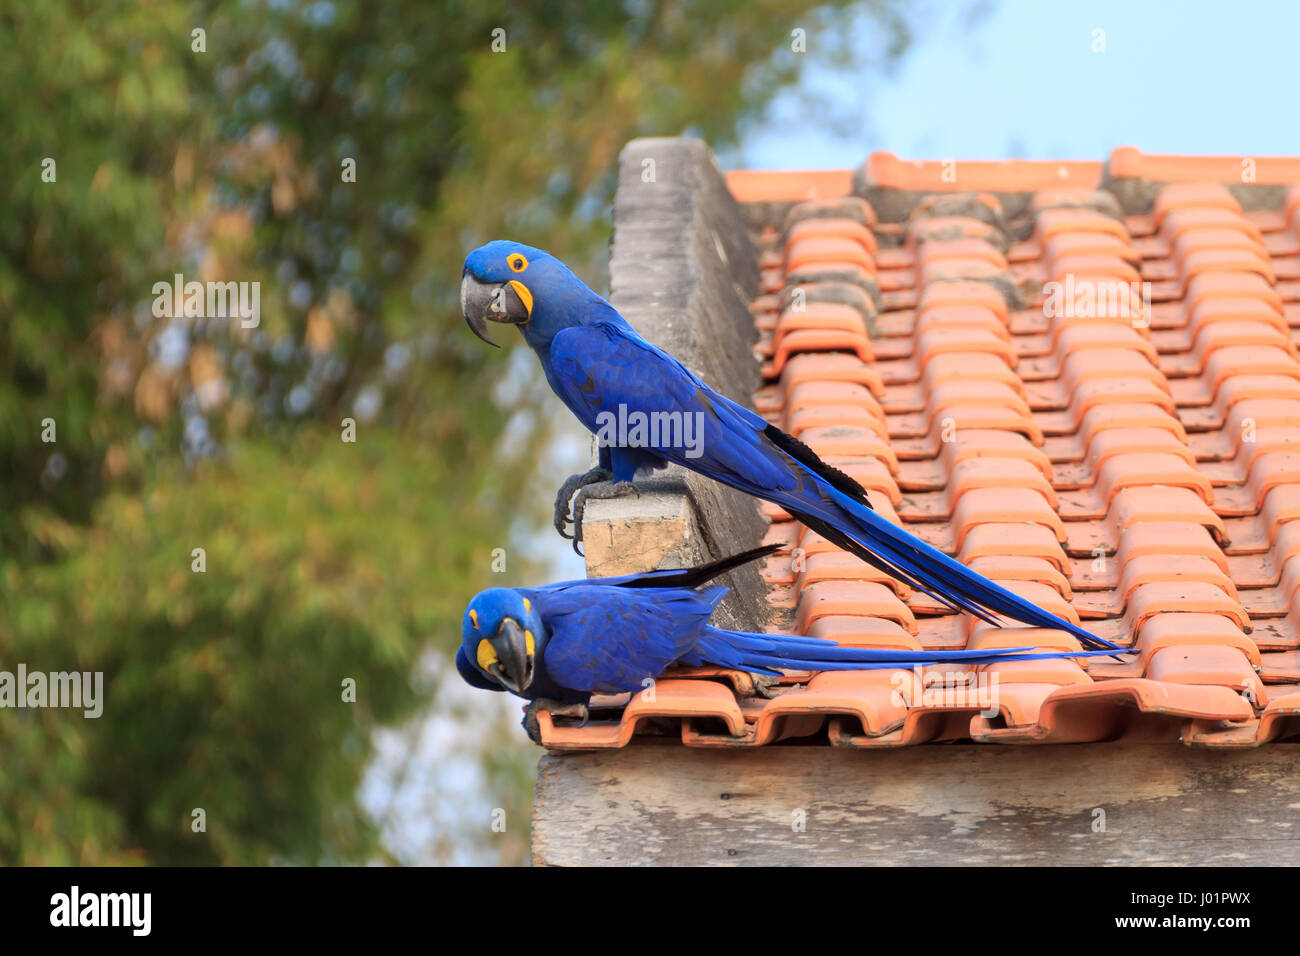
[547,544,781,592]
[612,543,781,590]
[692,626,1130,675]
[776,471,1125,652]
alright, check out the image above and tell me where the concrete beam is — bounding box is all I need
[533,743,1300,866]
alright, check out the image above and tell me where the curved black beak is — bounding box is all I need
[461,273,532,348]
[487,618,535,694]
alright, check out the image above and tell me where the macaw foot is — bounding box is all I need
[521,698,590,746]
[727,671,781,699]
[568,480,640,557]
[553,467,613,540]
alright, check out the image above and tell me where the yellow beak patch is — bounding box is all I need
[476,638,498,672]
[508,280,533,317]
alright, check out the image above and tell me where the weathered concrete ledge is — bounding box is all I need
[580,136,768,631]
[533,743,1300,866]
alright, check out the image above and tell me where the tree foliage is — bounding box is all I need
[0,0,910,864]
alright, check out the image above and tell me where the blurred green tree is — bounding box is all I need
[0,0,914,864]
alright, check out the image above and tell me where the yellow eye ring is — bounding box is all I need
[507,253,528,273]
[469,609,479,630]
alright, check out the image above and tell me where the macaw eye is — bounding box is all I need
[469,609,479,630]
[507,253,528,273]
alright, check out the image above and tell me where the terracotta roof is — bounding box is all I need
[538,147,1300,750]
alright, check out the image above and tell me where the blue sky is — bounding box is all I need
[739,0,1300,168]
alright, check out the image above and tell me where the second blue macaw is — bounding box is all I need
[459,545,1124,742]
[461,240,1125,652]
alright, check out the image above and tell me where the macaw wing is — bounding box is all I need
[536,584,722,694]
[548,323,801,493]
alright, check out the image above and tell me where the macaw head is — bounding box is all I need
[460,587,546,694]
[460,240,601,348]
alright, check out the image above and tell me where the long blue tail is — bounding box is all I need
[762,447,1125,652]
[690,626,1126,675]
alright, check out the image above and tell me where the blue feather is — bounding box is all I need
[463,241,1126,653]
[460,574,1129,700]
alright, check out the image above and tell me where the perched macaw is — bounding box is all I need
[461,240,1126,653]
[459,545,1124,741]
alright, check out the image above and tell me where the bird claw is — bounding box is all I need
[521,699,589,745]
[565,479,640,557]
[553,467,613,541]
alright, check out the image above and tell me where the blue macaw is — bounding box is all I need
[461,239,1126,653]
[459,545,1123,742]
